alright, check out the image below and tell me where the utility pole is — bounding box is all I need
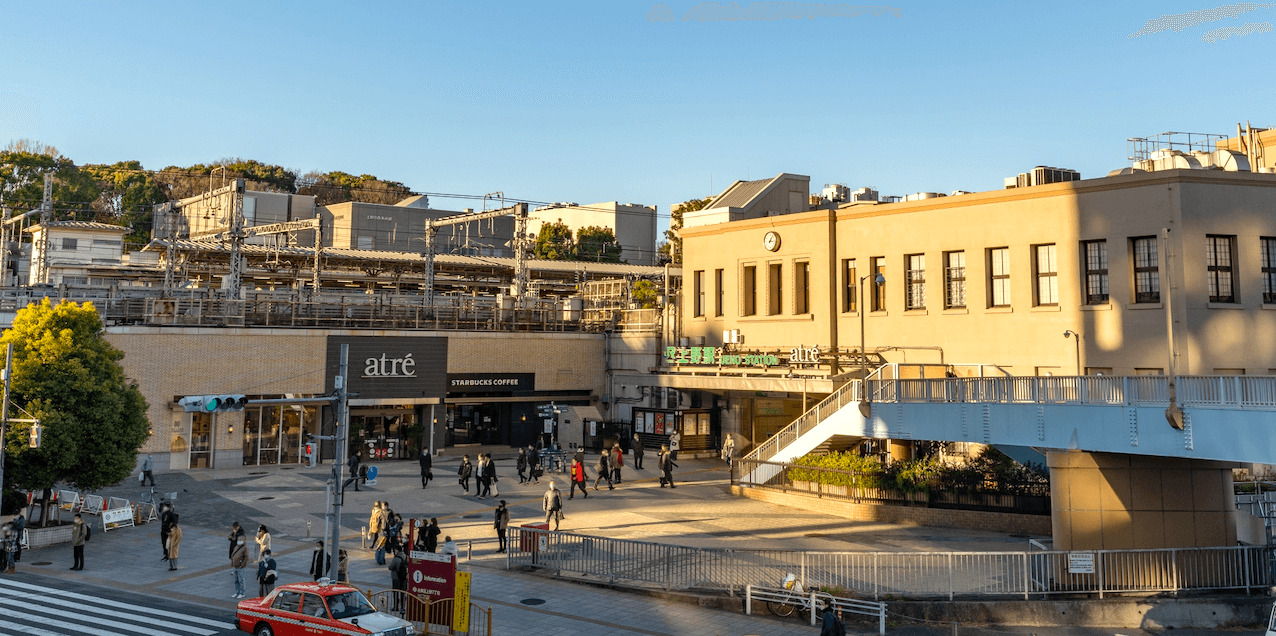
[35,174,52,285]
[328,344,349,576]
[0,344,12,507]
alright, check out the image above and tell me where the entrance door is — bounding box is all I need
[190,413,214,468]
[258,406,281,465]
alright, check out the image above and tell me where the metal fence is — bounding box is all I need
[506,527,1273,600]
[366,589,491,636]
[747,380,861,464]
[874,375,1276,409]
[732,459,1051,515]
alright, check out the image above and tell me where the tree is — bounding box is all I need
[534,220,575,260]
[156,158,298,200]
[632,279,659,308]
[1,299,149,526]
[0,143,103,221]
[81,161,170,245]
[576,225,622,263]
[296,170,414,206]
[658,196,711,265]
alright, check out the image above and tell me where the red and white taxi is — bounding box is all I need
[236,581,413,636]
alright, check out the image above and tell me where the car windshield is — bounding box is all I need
[326,591,376,619]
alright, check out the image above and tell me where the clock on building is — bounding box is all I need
[763,231,781,251]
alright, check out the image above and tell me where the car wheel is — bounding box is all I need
[254,623,274,636]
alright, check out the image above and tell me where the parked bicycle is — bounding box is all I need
[766,573,832,620]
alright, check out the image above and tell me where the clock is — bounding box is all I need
[763,231,781,252]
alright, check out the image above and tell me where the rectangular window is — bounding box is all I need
[742,265,757,316]
[794,261,810,314]
[1034,244,1058,306]
[1082,240,1108,305]
[841,258,857,312]
[1131,236,1160,303]
[1262,237,1276,304]
[61,238,78,251]
[714,269,724,316]
[944,251,966,309]
[871,257,886,311]
[767,262,783,315]
[1206,234,1237,303]
[905,253,926,310]
[988,247,1010,307]
[693,270,705,317]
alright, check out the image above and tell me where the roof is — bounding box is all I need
[25,221,131,234]
[707,178,773,209]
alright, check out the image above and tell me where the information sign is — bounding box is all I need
[1067,552,1095,574]
[102,506,135,531]
[408,551,455,624]
[366,465,379,486]
[452,571,471,632]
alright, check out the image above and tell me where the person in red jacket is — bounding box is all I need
[569,458,588,499]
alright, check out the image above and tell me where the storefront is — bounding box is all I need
[633,408,716,454]
[445,373,552,449]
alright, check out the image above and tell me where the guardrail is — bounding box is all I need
[365,589,491,636]
[506,527,1273,599]
[745,585,886,634]
[875,375,1276,409]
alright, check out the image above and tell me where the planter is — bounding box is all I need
[25,524,73,549]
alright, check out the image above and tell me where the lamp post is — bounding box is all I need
[1063,330,1081,376]
[859,272,885,417]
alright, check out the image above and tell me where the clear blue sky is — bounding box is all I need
[2,1,1274,230]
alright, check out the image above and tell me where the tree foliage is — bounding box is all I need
[1,299,149,521]
[575,225,621,263]
[658,196,710,265]
[296,170,414,206]
[81,161,170,244]
[534,220,575,260]
[0,145,102,220]
[156,158,298,199]
[632,279,659,308]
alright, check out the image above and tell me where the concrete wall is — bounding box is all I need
[528,202,659,266]
[321,202,513,256]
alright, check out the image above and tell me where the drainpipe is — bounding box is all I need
[1163,227,1184,429]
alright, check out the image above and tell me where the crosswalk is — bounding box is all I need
[0,577,236,636]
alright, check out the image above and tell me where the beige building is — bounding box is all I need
[528,201,659,266]
[26,221,131,286]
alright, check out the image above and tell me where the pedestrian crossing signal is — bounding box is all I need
[29,423,41,448]
[178,394,248,413]
[304,442,317,467]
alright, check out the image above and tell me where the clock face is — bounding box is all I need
[763,231,781,252]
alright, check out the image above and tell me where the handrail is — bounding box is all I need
[739,378,861,464]
[873,375,1276,410]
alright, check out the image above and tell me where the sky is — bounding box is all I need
[2,1,1275,233]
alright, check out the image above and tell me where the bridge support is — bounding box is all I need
[1048,451,1237,550]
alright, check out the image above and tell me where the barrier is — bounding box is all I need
[57,490,80,513]
[107,497,130,511]
[365,589,492,635]
[745,584,886,634]
[102,506,135,532]
[135,502,158,523]
[81,495,105,516]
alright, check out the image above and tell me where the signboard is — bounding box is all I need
[408,551,455,623]
[447,373,535,394]
[452,571,471,632]
[664,346,780,368]
[654,412,665,435]
[588,421,596,437]
[325,336,447,400]
[366,465,379,486]
[102,506,135,531]
[1067,552,1095,574]
[755,399,785,417]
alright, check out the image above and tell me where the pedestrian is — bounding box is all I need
[387,513,404,555]
[167,515,183,571]
[632,433,644,470]
[230,533,248,598]
[820,606,847,636]
[371,502,388,565]
[70,513,87,571]
[348,451,362,492]
[516,448,529,483]
[722,434,736,470]
[11,513,24,564]
[1,524,16,574]
[670,429,681,461]
[310,540,330,580]
[493,500,510,552]
[487,454,500,497]
[569,457,588,499]
[140,453,156,487]
[227,521,245,560]
[542,482,563,531]
[593,450,613,490]
[423,518,441,553]
[159,502,174,561]
[440,536,459,558]
[418,447,433,488]
[255,524,272,563]
[336,549,349,582]
[659,444,678,488]
[610,443,624,484]
[458,455,473,493]
[528,445,541,483]
[388,548,407,612]
[476,455,490,499]
[257,549,277,597]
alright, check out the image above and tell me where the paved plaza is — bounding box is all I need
[13,454,1053,635]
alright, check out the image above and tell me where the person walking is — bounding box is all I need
[230,533,249,598]
[516,448,528,483]
[386,513,404,555]
[632,433,644,470]
[542,482,563,531]
[159,502,174,561]
[255,525,272,564]
[820,607,847,636]
[140,453,156,487]
[422,518,441,553]
[476,455,491,499]
[527,445,541,484]
[70,514,87,571]
[227,521,245,560]
[487,454,500,497]
[670,429,681,461]
[371,502,388,565]
[458,455,473,493]
[593,450,613,491]
[257,549,277,597]
[659,444,678,488]
[388,548,407,612]
[11,513,24,564]
[493,500,510,553]
[166,515,183,571]
[1,524,16,574]
[336,549,349,582]
[347,451,363,492]
[610,443,624,484]
[722,434,737,470]
[310,540,330,580]
[569,457,588,499]
[418,447,433,488]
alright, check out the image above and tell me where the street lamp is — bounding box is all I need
[1063,330,1081,376]
[859,272,886,417]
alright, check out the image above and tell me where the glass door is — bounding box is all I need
[190,413,213,468]
[280,406,303,464]
[259,406,281,465]
[243,408,262,465]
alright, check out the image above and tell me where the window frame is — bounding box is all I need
[871,256,886,312]
[741,264,757,316]
[714,268,724,316]
[1130,236,1160,304]
[692,270,705,317]
[767,262,783,316]
[943,250,966,309]
[794,260,810,315]
[905,253,926,310]
[1081,240,1109,305]
[841,258,857,313]
[987,247,1011,308]
[1261,237,1276,304]
[1206,234,1237,303]
[1033,243,1058,306]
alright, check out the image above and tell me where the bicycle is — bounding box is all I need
[766,573,832,620]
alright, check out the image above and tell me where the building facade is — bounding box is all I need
[528,201,660,266]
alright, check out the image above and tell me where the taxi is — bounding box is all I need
[236,580,413,636]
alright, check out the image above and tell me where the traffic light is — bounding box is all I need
[28,423,41,449]
[178,394,248,413]
[304,440,317,467]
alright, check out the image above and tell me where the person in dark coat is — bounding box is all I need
[527,445,541,484]
[388,548,408,612]
[347,452,362,492]
[310,540,330,580]
[422,517,441,553]
[11,513,24,563]
[516,449,529,483]
[159,502,175,561]
[820,607,846,636]
[632,433,644,470]
[418,448,433,488]
[227,521,245,560]
[458,455,473,493]
[659,444,678,488]
[476,455,491,499]
[493,500,510,552]
[257,549,277,596]
[593,450,613,490]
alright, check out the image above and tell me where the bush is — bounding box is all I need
[789,448,1048,496]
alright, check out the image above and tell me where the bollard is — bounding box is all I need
[362,526,368,549]
[952,622,958,636]
[306,520,311,539]
[467,540,472,560]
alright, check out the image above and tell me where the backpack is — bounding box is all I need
[84,524,92,542]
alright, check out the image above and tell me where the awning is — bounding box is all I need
[562,404,605,422]
[349,397,443,407]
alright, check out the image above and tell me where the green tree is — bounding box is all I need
[534,220,575,260]
[632,279,659,308]
[157,158,298,199]
[81,161,170,245]
[0,141,103,221]
[1,299,149,525]
[658,196,711,265]
[296,170,414,206]
[576,225,622,263]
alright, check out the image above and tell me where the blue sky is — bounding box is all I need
[2,1,1274,230]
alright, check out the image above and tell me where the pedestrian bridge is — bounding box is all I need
[744,374,1276,468]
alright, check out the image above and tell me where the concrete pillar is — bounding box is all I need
[1047,451,1237,550]
[888,440,913,463]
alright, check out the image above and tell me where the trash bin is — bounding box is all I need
[519,522,549,552]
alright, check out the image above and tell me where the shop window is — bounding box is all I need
[841,258,857,312]
[1082,240,1108,304]
[1034,244,1058,306]
[1206,234,1237,303]
[767,262,783,315]
[944,250,966,309]
[742,265,757,316]
[988,247,1010,307]
[871,256,886,311]
[1085,367,1113,376]
[794,260,810,314]
[693,270,705,317]
[1131,236,1159,303]
[905,253,925,310]
[714,269,724,316]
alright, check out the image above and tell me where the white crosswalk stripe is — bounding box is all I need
[0,578,235,636]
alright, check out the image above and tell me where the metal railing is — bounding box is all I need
[506,527,1273,600]
[876,375,1276,409]
[742,379,861,465]
[745,585,886,634]
[365,589,491,636]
